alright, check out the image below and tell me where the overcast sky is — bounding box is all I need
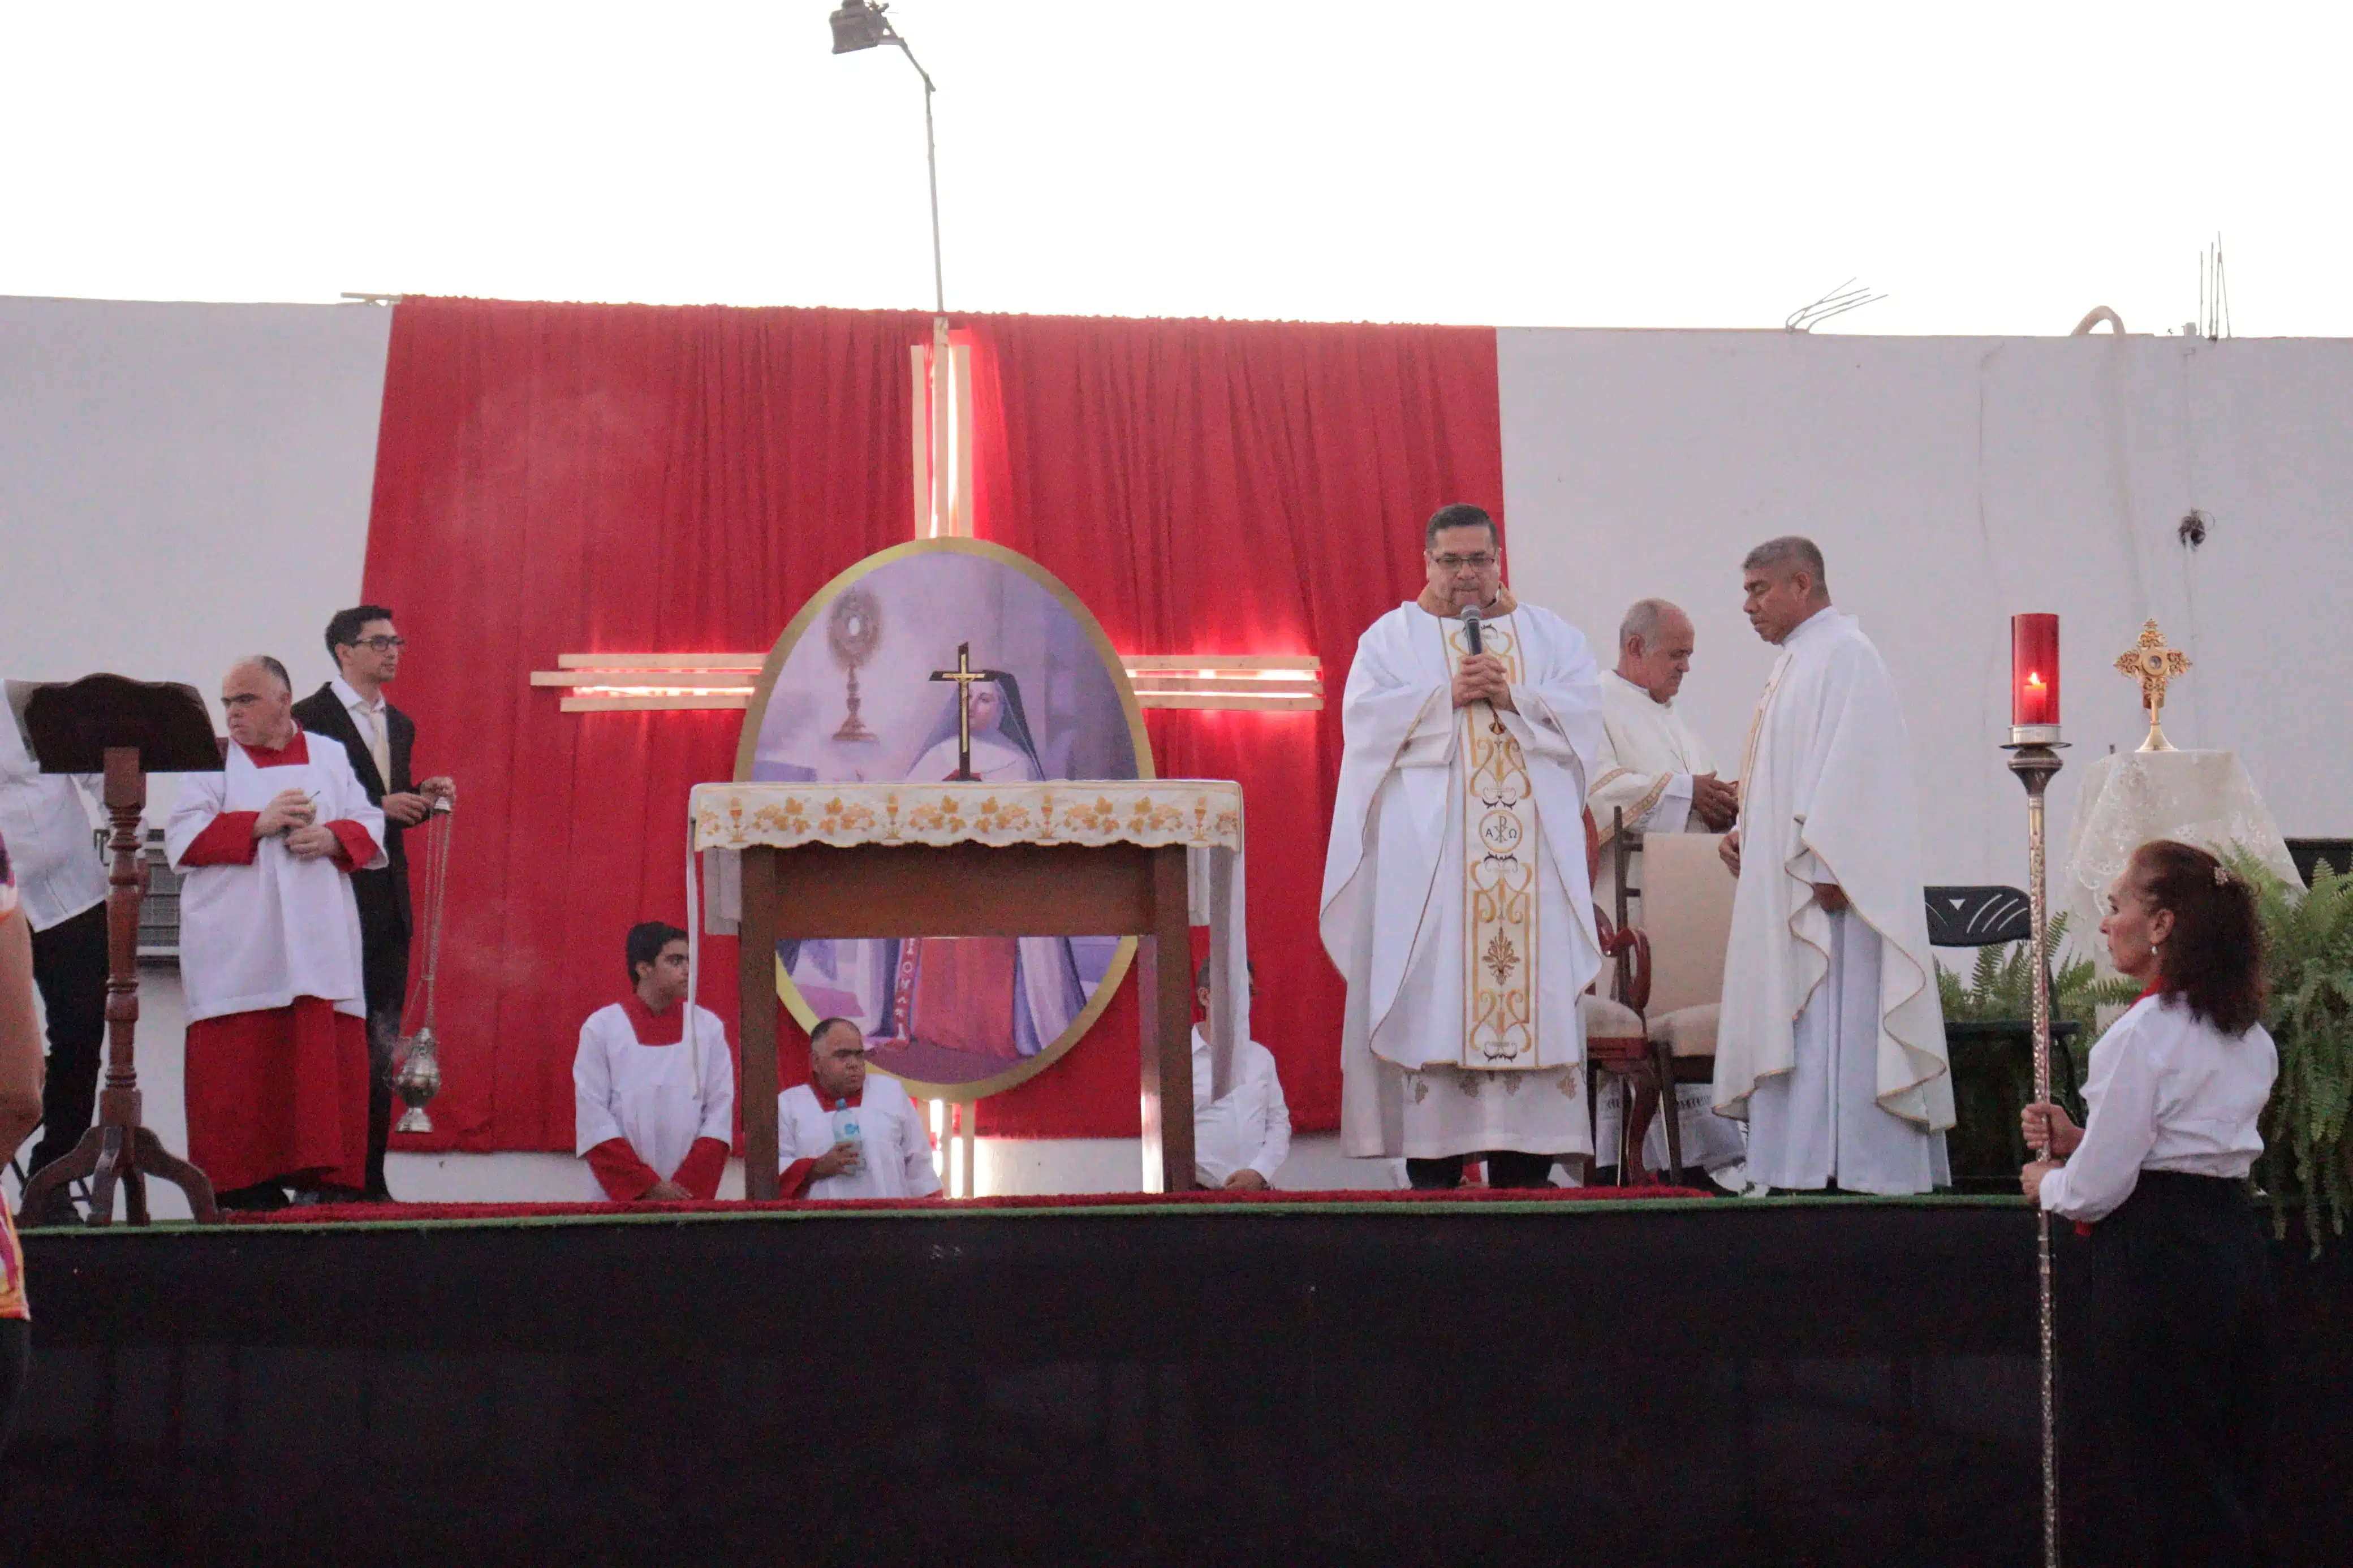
[4,0,2345,336]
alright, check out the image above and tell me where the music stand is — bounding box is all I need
[11,675,222,1225]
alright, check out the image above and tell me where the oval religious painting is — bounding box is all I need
[735,538,1152,1100]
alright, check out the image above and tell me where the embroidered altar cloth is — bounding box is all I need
[689,780,1249,1096]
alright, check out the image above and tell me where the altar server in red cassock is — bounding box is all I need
[778,1017,941,1200]
[166,656,383,1207]
[575,922,735,1202]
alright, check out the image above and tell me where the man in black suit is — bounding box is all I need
[291,605,452,1200]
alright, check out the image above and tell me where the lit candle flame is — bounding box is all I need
[2026,672,2046,690]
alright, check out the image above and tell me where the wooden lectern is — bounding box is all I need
[11,674,222,1226]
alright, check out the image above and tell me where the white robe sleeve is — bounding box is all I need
[900,1098,944,1198]
[1319,614,1453,969]
[776,1090,807,1169]
[573,1012,625,1154]
[318,748,389,871]
[696,1008,736,1144]
[165,769,231,867]
[1247,1048,1292,1183]
[2039,1027,2162,1223]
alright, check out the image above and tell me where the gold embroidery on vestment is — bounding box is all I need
[1450,617,1540,1069]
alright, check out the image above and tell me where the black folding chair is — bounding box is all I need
[1926,885,2083,1191]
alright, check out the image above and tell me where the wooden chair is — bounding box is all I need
[1637,831,1737,1186]
[1581,809,1656,1181]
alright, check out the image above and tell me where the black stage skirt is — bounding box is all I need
[2070,1169,2274,1567]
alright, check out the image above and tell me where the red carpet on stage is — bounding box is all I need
[227,1184,1713,1224]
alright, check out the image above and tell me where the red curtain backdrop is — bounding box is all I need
[360,299,1502,1150]
[361,298,934,1150]
[961,314,1505,1135]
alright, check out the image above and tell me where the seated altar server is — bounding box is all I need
[1713,539,1953,1193]
[1324,503,1606,1190]
[1192,958,1289,1191]
[778,1017,942,1200]
[166,656,384,1208]
[574,922,735,1203]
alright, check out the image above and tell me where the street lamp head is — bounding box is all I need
[829,0,895,54]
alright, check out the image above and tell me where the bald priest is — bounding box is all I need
[167,656,385,1207]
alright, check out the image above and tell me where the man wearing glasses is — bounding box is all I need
[292,606,453,1200]
[1322,503,1608,1189]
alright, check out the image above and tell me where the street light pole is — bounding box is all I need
[830,1,945,313]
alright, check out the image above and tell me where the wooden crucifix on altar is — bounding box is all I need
[928,642,1012,781]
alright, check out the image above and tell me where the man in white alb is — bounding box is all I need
[1191,957,1290,1191]
[1714,538,1952,1193]
[1324,503,1606,1189]
[574,922,735,1203]
[1589,599,1739,906]
[1587,598,1746,1182]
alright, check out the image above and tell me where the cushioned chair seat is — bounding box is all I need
[1646,1002,1718,1059]
[1580,994,1648,1063]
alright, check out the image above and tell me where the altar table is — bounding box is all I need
[691,780,1248,1196]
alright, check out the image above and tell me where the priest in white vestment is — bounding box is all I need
[575,922,735,1202]
[1323,504,1606,1189]
[166,656,385,1206]
[1587,598,1746,1179]
[1714,539,1952,1194]
[778,1017,943,1200]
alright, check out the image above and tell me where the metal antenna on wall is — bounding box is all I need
[2199,236,2231,340]
[1784,278,1888,332]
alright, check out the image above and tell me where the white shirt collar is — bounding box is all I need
[1781,606,1842,649]
[330,675,382,714]
[1606,669,1675,712]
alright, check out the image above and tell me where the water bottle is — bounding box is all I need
[831,1099,864,1173]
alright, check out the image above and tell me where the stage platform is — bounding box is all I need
[8,1192,2346,1566]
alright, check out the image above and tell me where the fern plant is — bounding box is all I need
[1934,912,2141,1089]
[2236,852,2353,1255]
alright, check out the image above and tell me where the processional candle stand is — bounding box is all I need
[2003,612,2065,1568]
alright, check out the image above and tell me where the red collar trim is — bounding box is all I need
[811,1083,864,1109]
[622,990,686,1045]
[2137,978,2166,1003]
[238,729,310,767]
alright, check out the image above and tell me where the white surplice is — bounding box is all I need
[165,734,385,1023]
[572,1002,736,1200]
[1324,601,1605,1160]
[778,1075,943,1200]
[1714,608,1952,1194]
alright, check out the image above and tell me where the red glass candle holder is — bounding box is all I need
[2011,613,2059,740]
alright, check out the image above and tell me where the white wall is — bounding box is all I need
[0,295,392,814]
[1499,328,2353,908]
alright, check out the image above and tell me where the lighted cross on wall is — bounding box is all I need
[532,325,1321,714]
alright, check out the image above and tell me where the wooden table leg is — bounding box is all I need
[1137,845,1196,1194]
[739,848,781,1200]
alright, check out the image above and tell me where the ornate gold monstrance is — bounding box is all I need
[829,586,882,742]
[2114,619,2192,753]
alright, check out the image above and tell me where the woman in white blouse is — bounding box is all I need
[2020,838,2276,1568]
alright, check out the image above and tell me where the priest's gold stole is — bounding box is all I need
[1447,616,1539,1069]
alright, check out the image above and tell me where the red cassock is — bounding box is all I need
[167,732,382,1194]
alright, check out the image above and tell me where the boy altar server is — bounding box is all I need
[575,922,735,1202]
[779,1017,942,1200]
